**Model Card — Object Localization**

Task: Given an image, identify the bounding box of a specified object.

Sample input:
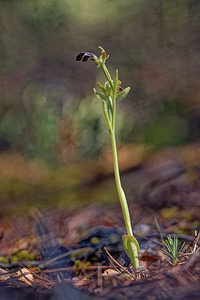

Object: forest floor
[0,145,199,299]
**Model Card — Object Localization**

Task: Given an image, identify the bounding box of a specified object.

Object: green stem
[110,130,133,236]
[101,63,133,235]
[110,126,139,269]
[100,62,139,269]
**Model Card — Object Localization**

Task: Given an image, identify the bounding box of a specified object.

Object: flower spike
[76,47,139,270]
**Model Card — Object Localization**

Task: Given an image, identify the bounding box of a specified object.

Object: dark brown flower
[75,52,96,62]
[117,86,123,92]
[75,52,85,61]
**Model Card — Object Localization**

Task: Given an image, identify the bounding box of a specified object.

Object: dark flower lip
[117,86,123,92]
[75,52,96,62]
[75,52,85,61]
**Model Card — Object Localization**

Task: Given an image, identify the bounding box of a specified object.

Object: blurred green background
[0,0,200,214]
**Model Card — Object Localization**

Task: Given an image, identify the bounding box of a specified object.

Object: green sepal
[98,46,106,63]
[98,46,105,52]
[93,88,108,101]
[118,80,122,87]
[97,63,101,68]
[104,81,112,96]
[122,235,140,269]
[98,46,109,63]
[113,69,119,94]
[93,56,99,64]
[107,96,113,120]
[116,87,130,101]
[97,82,106,94]
[102,51,106,63]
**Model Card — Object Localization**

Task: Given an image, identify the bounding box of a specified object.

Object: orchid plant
[76,47,139,270]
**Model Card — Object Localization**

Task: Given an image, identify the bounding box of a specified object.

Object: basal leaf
[122,235,140,269]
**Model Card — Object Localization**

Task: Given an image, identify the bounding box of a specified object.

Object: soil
[0,148,199,299]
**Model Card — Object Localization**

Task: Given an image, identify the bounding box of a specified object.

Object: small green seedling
[76,46,139,270]
[161,234,185,265]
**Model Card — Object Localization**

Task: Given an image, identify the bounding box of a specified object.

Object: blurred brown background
[0,0,200,215]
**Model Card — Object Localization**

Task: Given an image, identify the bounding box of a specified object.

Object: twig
[140,233,200,245]
[139,246,149,259]
[39,247,93,268]
[182,231,200,255]
[185,253,200,270]
[154,216,163,240]
[193,230,200,253]
[104,247,136,280]
[18,268,34,285]
[0,261,40,269]
[135,233,162,246]
[0,232,4,243]
[27,267,54,285]
[41,265,111,273]
[107,256,122,274]
[97,264,103,293]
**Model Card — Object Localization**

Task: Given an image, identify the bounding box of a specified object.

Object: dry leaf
[15,268,34,285]
[102,269,119,277]
[0,268,9,281]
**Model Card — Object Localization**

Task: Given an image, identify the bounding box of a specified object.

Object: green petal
[93,88,108,101]
[116,87,130,101]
